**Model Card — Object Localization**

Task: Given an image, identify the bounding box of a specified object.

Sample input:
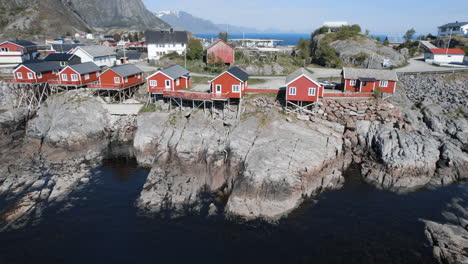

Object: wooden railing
[323,92,374,98]
[48,80,82,85]
[3,78,38,84]
[163,90,228,100]
[245,88,280,94]
[87,83,127,89]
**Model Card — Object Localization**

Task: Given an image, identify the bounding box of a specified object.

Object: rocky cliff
[0,0,169,39]
[0,0,91,39]
[69,0,169,30]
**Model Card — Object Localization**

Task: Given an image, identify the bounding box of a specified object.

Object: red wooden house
[342,68,398,94]
[9,61,62,84]
[0,40,38,64]
[90,64,144,89]
[285,68,323,102]
[207,40,235,65]
[209,66,249,99]
[50,62,101,86]
[146,64,190,94]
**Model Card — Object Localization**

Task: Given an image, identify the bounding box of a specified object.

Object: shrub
[373,87,382,100]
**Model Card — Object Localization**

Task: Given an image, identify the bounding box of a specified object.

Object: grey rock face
[423,188,468,264]
[26,90,110,159]
[357,121,440,192]
[69,0,169,29]
[134,110,349,220]
[330,38,406,68]
[0,107,28,135]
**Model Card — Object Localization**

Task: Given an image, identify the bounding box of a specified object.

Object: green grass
[248,78,267,85]
[191,76,212,85]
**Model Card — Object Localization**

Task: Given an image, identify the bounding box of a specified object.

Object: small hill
[311,25,407,68]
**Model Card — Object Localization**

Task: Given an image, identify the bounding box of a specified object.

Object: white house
[70,45,118,67]
[438,21,468,37]
[424,48,465,64]
[146,29,188,61]
[86,33,94,40]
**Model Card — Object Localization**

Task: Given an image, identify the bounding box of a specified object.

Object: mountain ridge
[155,10,262,34]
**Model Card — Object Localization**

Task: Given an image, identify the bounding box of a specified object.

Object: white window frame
[60,62,66,66]
[150,80,157,86]
[176,79,180,86]
[232,85,240,93]
[17,72,23,79]
[1,47,9,52]
[71,74,79,81]
[37,72,42,79]
[27,72,33,79]
[84,74,90,80]
[289,87,296,95]
[308,87,316,96]
[379,80,388,87]
[114,77,120,83]
[165,80,171,88]
[350,79,356,86]
[62,74,68,81]
[124,77,128,83]
[215,84,222,94]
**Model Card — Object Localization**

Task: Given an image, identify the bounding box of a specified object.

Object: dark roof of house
[43,53,76,62]
[146,30,188,44]
[19,61,62,73]
[118,51,143,60]
[359,77,376,82]
[9,40,37,47]
[285,68,316,85]
[439,21,468,28]
[109,64,142,77]
[160,65,189,79]
[68,62,100,75]
[52,44,85,53]
[226,66,249,82]
[342,68,398,81]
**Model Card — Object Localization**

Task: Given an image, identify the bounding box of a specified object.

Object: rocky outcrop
[135,107,350,220]
[423,189,468,264]
[400,73,468,113]
[330,38,406,68]
[26,90,111,160]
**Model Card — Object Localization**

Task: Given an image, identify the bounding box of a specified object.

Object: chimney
[170,28,174,33]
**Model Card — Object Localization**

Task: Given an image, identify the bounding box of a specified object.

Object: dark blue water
[194,33,311,46]
[0,158,466,264]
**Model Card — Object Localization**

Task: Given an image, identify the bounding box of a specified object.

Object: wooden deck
[88,81,145,90]
[163,90,229,101]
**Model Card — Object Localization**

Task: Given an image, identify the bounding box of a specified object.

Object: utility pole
[446,29,453,55]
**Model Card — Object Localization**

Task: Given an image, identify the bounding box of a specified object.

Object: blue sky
[143,0,467,34]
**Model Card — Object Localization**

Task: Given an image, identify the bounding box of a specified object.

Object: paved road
[396,57,467,73]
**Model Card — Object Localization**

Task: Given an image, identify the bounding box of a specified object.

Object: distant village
[0,20,466,114]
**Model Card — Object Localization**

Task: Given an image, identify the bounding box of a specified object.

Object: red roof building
[49,62,101,86]
[209,66,248,99]
[425,48,465,64]
[428,48,465,55]
[146,65,190,94]
[89,64,144,89]
[285,68,323,102]
[207,40,235,65]
[0,40,38,64]
[8,61,62,84]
